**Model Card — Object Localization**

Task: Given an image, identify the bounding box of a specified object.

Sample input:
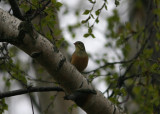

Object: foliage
[0,99,8,113]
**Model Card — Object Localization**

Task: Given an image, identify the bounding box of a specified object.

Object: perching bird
[71,41,88,72]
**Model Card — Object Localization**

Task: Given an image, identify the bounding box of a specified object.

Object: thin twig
[0,86,63,99]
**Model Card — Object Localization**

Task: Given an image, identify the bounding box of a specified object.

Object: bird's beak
[74,42,76,45]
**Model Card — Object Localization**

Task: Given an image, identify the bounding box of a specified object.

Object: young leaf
[83,10,90,15]
[83,33,90,37]
[88,27,92,34]
[91,34,95,38]
[55,2,63,10]
[115,0,120,7]
[95,17,99,23]
[95,9,100,16]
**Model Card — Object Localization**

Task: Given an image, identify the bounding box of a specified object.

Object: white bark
[0,8,123,114]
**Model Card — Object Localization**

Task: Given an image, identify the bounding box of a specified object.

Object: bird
[71,41,88,72]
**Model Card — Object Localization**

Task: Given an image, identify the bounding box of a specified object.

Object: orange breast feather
[71,53,88,72]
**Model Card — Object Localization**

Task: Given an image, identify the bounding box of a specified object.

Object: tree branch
[86,59,133,74]
[8,0,24,20]
[0,86,63,99]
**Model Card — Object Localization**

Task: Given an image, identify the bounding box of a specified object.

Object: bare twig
[0,86,63,99]
[86,59,133,74]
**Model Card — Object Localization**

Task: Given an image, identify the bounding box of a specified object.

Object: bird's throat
[75,50,87,57]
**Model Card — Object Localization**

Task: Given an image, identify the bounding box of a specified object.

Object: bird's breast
[71,53,88,72]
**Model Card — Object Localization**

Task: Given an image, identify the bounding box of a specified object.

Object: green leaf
[88,27,92,34]
[50,95,55,100]
[55,2,63,10]
[115,0,120,7]
[150,63,158,72]
[0,99,8,113]
[91,33,95,38]
[83,33,90,37]
[153,9,160,16]
[72,33,76,38]
[105,5,108,10]
[81,20,86,24]
[68,104,77,113]
[125,22,131,30]
[95,17,99,23]
[95,9,100,16]
[88,0,96,4]
[20,4,30,12]
[81,16,91,24]
[51,0,57,4]
[83,10,90,15]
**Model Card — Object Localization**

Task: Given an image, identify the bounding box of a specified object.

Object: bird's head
[74,41,86,51]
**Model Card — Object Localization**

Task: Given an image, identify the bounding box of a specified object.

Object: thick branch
[0,86,63,99]
[0,8,123,114]
[8,0,24,20]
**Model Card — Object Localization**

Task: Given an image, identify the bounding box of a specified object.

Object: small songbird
[71,41,88,72]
